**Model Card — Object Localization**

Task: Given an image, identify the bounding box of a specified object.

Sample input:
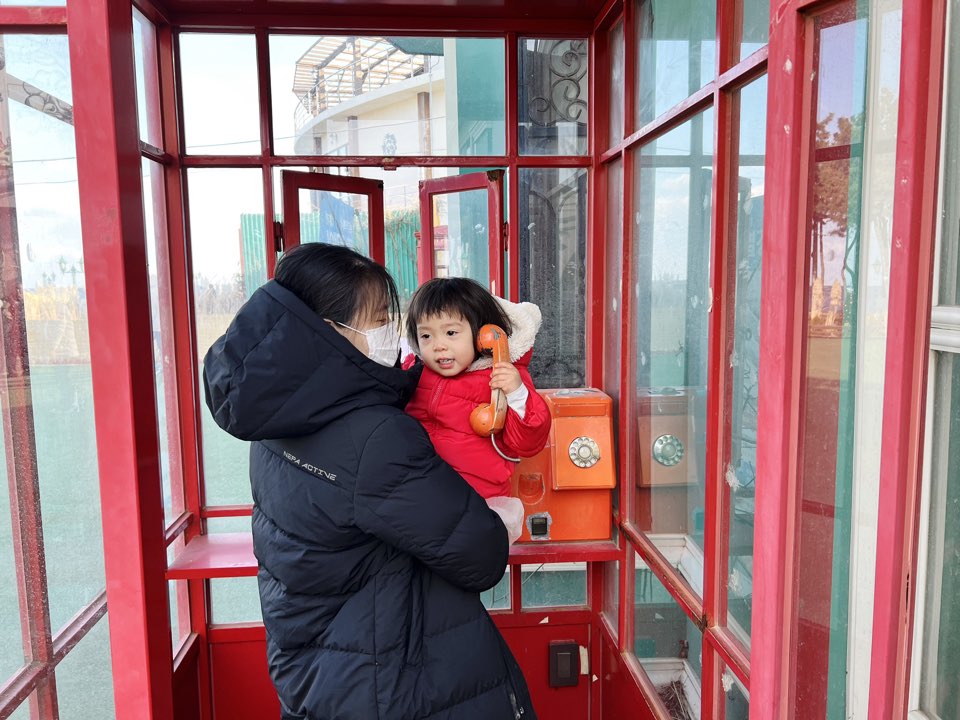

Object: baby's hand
[490,361,522,394]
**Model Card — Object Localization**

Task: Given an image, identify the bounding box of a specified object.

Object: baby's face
[415,312,475,377]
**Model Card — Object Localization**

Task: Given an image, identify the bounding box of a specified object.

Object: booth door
[280,170,385,263]
[417,169,506,296]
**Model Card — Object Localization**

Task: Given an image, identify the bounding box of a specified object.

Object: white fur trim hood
[467,297,542,372]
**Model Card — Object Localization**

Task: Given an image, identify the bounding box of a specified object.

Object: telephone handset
[469,324,520,463]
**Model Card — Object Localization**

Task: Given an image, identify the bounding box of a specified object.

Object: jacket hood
[203,281,419,441]
[467,297,542,372]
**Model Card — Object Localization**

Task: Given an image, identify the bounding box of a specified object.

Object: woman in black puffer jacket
[203,243,534,720]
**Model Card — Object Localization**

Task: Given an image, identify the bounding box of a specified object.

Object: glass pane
[481,567,511,611]
[604,159,624,403]
[602,560,620,635]
[142,159,183,526]
[133,9,162,148]
[634,554,702,718]
[794,2,901,716]
[0,429,24,680]
[274,166,425,308]
[206,516,253,534]
[2,34,107,632]
[430,187,489,283]
[632,109,714,596]
[720,659,749,719]
[297,187,370,255]
[180,34,260,155]
[188,168,264,506]
[209,577,263,624]
[518,38,589,156]
[938,0,960,305]
[519,167,587,387]
[54,617,115,719]
[609,21,625,146]
[636,0,717,127]
[520,562,587,608]
[724,75,767,647]
[270,35,504,157]
[919,352,960,718]
[739,0,770,62]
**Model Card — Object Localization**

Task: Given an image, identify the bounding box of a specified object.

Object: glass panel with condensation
[518,38,589,156]
[53,617,115,718]
[723,75,767,649]
[269,35,505,157]
[602,560,620,636]
[793,2,902,717]
[520,562,587,609]
[919,352,960,719]
[188,168,264,507]
[634,554,702,718]
[519,167,588,388]
[132,9,162,148]
[180,33,261,155]
[636,0,717,128]
[609,20,625,147]
[632,109,714,598]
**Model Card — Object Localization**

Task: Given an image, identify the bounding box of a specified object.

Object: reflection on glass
[636,0,716,127]
[739,0,770,62]
[724,76,767,648]
[269,35,505,157]
[633,110,714,595]
[604,159,624,403]
[519,38,589,156]
[2,34,107,633]
[133,9,162,147]
[920,353,960,719]
[0,434,24,681]
[142,159,183,527]
[721,659,749,719]
[609,21,625,146]
[520,563,587,608]
[180,34,260,155]
[794,2,901,716]
[519,167,587,388]
[431,188,489,283]
[209,577,263,624]
[188,168,264,506]
[634,555,702,718]
[297,187,370,255]
[602,560,620,635]
[481,568,511,611]
[53,617,115,719]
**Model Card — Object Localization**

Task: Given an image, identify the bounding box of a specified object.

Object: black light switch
[548,640,579,688]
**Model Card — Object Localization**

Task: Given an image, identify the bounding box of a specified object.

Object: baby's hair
[406,277,513,356]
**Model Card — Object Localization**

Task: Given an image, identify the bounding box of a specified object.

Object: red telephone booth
[0,1,952,719]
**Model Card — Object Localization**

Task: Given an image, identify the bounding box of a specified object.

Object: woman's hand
[490,361,522,394]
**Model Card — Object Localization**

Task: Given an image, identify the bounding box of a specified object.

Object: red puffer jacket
[406,349,552,498]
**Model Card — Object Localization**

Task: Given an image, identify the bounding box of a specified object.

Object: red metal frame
[868,1,947,717]
[417,170,506,294]
[67,1,174,718]
[280,170,386,262]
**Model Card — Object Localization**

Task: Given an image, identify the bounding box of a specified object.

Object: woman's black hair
[274,243,400,329]
[405,277,512,356]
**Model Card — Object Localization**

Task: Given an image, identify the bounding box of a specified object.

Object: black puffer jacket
[203,281,534,720]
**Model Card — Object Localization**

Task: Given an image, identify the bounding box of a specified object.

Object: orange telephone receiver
[469,324,509,436]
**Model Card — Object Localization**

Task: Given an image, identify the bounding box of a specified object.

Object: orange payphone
[510,388,616,542]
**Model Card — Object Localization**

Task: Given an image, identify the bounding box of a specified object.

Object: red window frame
[416,170,506,295]
[280,170,386,262]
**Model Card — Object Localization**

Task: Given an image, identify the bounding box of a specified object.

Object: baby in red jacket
[404,278,552,542]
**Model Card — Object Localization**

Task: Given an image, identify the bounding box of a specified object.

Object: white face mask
[334,320,400,367]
